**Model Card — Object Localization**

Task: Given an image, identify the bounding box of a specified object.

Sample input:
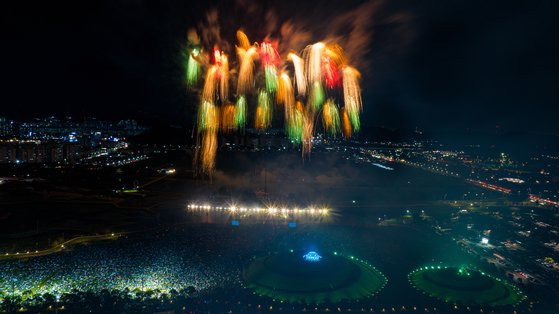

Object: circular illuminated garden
[408,265,526,307]
[242,251,387,304]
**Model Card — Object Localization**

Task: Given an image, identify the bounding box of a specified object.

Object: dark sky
[2,0,558,135]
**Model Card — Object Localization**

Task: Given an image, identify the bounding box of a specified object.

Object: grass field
[243,251,387,303]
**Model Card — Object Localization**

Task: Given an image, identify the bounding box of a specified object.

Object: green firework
[186,49,200,88]
[311,81,325,111]
[234,95,247,131]
[265,66,277,92]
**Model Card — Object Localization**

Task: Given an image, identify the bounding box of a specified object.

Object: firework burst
[186,26,364,175]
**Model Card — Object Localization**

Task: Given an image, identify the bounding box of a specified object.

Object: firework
[342,108,352,139]
[202,66,217,103]
[219,53,229,102]
[286,101,305,143]
[304,42,325,85]
[195,101,219,174]
[302,111,314,156]
[310,81,325,111]
[261,42,280,93]
[186,27,365,175]
[323,99,341,136]
[186,48,201,88]
[237,47,257,94]
[323,56,340,89]
[234,95,247,131]
[236,30,251,50]
[260,41,280,66]
[287,52,306,95]
[255,90,272,129]
[200,130,218,174]
[342,66,362,132]
[221,103,236,133]
[276,72,295,110]
[198,100,219,133]
[304,43,326,112]
[346,96,360,132]
[212,49,229,102]
[325,43,347,67]
[264,66,278,92]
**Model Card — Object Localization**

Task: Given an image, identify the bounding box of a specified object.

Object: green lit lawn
[243,252,386,304]
[409,266,525,306]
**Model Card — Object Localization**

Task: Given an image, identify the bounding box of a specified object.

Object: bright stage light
[187,203,330,220]
[303,251,322,262]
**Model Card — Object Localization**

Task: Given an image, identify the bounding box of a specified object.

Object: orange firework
[200,130,218,174]
[302,111,314,157]
[276,72,295,111]
[236,30,251,50]
[221,103,236,133]
[342,108,352,139]
[325,43,347,67]
[194,101,220,175]
[202,66,217,103]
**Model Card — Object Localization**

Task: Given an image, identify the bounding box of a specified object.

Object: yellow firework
[342,66,362,132]
[219,53,229,102]
[276,72,295,111]
[287,52,306,95]
[236,30,251,50]
[237,46,257,95]
[304,42,325,86]
[255,90,272,129]
[202,66,217,103]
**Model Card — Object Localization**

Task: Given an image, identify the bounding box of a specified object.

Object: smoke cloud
[191,0,393,70]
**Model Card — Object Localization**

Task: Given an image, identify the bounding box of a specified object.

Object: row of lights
[4,250,40,256]
[187,204,329,215]
[3,233,117,257]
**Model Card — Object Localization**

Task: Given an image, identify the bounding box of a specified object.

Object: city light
[498,177,525,184]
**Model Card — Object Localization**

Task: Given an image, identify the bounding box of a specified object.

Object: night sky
[2,0,558,135]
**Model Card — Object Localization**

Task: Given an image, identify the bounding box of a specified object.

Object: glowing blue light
[68,133,78,143]
[303,251,322,262]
